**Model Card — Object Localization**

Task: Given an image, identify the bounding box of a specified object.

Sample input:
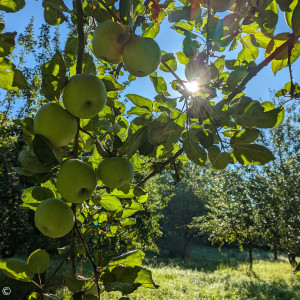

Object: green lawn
[1,246,299,299]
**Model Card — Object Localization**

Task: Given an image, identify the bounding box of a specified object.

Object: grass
[1,245,299,299]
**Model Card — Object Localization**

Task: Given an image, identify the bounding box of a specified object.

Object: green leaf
[183,36,200,58]
[183,136,207,165]
[63,275,87,293]
[27,249,50,274]
[127,107,152,117]
[18,150,52,174]
[208,146,233,170]
[14,117,34,144]
[0,0,25,12]
[196,129,214,149]
[121,201,144,218]
[126,94,153,111]
[32,135,60,167]
[257,0,278,35]
[42,0,68,26]
[70,52,96,76]
[109,250,145,269]
[227,69,248,90]
[41,51,67,101]
[64,36,77,67]
[160,52,177,72]
[0,57,29,91]
[120,218,136,226]
[243,101,285,128]
[99,195,123,214]
[28,292,41,300]
[21,187,42,211]
[276,0,294,11]
[233,144,275,165]
[292,0,300,36]
[230,128,261,146]
[32,186,55,200]
[142,22,160,39]
[149,73,169,95]
[0,31,16,57]
[103,265,159,294]
[171,21,195,36]
[0,258,34,282]
[176,51,189,65]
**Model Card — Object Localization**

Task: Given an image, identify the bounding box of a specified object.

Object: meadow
[2,245,298,300]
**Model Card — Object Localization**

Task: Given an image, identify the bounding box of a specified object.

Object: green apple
[56,159,97,203]
[97,157,134,189]
[92,21,127,64]
[122,37,161,77]
[63,73,107,119]
[34,198,74,238]
[34,103,77,148]
[185,60,210,84]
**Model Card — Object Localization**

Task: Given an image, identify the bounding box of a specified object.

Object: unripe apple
[56,159,97,203]
[185,60,210,84]
[122,37,161,77]
[97,157,134,189]
[34,198,74,238]
[63,73,107,119]
[92,21,127,64]
[34,103,77,148]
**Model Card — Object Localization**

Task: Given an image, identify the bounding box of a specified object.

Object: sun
[185,80,200,93]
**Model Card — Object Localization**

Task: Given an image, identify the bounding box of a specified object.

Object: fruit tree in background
[0,0,300,299]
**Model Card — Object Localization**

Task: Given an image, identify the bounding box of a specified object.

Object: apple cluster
[92,21,162,77]
[32,23,146,237]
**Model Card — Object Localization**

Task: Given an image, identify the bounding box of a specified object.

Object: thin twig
[161,60,186,89]
[98,0,121,22]
[74,223,102,299]
[287,43,295,97]
[43,249,71,289]
[137,148,184,186]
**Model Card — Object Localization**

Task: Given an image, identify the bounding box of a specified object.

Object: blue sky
[3,0,300,112]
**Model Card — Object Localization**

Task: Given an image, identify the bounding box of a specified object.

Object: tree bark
[288,253,297,267]
[248,244,253,271]
[273,245,278,261]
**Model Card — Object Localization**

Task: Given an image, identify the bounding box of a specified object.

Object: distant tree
[192,168,263,270]
[249,102,300,265]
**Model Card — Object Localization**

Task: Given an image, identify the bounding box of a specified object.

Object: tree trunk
[181,232,193,260]
[248,244,253,271]
[273,245,278,261]
[288,253,297,267]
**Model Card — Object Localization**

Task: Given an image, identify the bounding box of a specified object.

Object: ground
[1,245,299,299]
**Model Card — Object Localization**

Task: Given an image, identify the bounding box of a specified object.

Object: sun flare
[185,81,200,93]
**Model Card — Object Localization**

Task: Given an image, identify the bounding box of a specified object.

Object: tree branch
[137,148,184,186]
[161,60,186,89]
[76,0,85,75]
[43,248,71,290]
[219,35,297,107]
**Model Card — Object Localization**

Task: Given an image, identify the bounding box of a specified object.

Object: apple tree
[0,0,300,298]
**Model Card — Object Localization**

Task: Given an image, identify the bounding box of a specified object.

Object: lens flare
[185,81,200,93]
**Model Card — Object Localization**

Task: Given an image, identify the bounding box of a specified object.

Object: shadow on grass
[230,278,300,300]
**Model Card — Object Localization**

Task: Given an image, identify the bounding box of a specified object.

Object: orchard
[0,0,299,299]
